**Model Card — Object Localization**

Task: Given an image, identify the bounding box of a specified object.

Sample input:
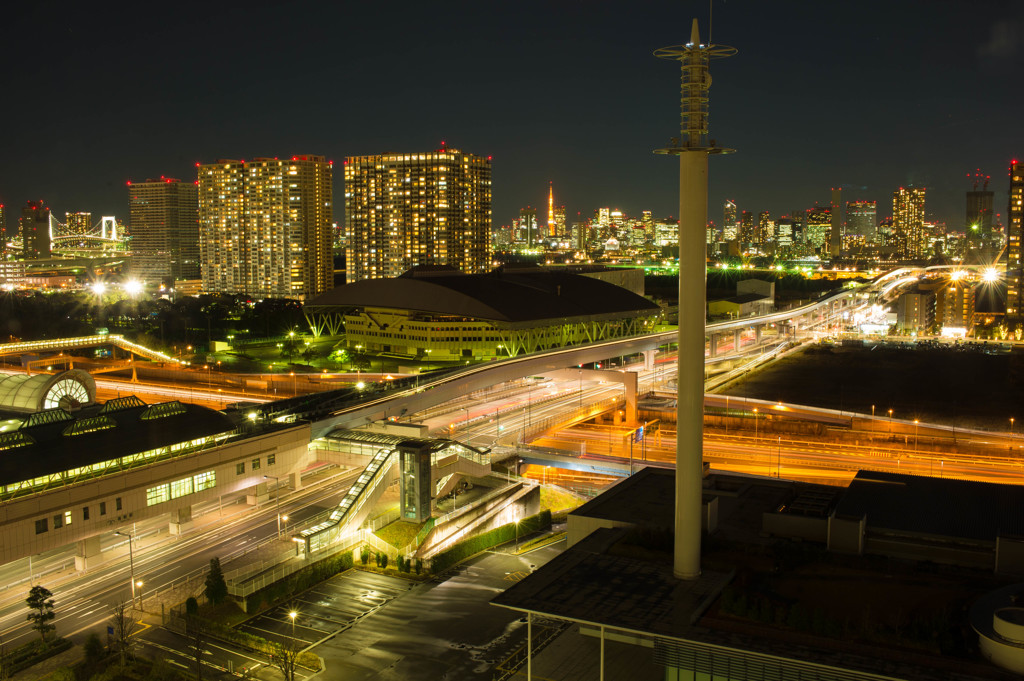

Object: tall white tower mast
[655,19,736,580]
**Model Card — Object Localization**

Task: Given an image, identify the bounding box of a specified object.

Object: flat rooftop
[494,467,1019,680]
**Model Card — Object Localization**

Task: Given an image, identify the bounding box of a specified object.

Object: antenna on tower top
[708,0,713,44]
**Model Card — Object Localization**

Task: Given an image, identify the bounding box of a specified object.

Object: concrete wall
[0,425,311,564]
[997,536,1024,576]
[763,512,828,543]
[827,514,865,555]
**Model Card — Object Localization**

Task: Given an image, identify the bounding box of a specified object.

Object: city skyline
[2,1,1023,233]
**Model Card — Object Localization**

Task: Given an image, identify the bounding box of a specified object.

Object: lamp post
[888,409,894,435]
[264,475,281,537]
[114,530,138,608]
[289,610,297,637]
[1011,417,1015,436]
[578,368,583,410]
[871,404,875,419]
[753,408,759,442]
[514,519,520,554]
[135,580,144,611]
[777,436,782,478]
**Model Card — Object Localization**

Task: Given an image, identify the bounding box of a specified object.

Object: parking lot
[238,570,413,649]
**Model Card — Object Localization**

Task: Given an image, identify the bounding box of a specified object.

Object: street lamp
[264,475,282,537]
[1011,417,1015,436]
[753,408,759,442]
[888,409,894,435]
[135,580,144,611]
[114,530,138,608]
[289,610,297,637]
[282,515,289,535]
[514,518,521,553]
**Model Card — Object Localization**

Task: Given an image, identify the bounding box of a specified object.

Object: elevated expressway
[272,282,867,439]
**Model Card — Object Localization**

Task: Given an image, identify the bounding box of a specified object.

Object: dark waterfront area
[725,342,1024,433]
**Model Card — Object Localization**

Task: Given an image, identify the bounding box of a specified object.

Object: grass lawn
[541,485,584,513]
[375,520,427,549]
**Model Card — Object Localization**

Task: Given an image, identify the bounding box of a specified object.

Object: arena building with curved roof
[304,265,663,359]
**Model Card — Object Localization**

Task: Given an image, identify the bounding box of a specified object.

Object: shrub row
[431,510,551,574]
[183,616,320,670]
[6,638,73,675]
[244,550,353,614]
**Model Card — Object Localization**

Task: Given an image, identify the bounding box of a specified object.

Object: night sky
[3,1,1023,232]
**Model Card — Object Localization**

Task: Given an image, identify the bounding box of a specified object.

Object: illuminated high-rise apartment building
[129,178,199,284]
[892,186,927,258]
[199,155,333,299]
[1006,160,1023,316]
[847,200,877,242]
[344,148,491,282]
[518,207,537,245]
[64,212,92,237]
[20,200,51,259]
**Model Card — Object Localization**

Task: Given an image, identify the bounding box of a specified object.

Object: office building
[344,148,491,282]
[966,190,994,247]
[129,178,200,284]
[64,212,92,237]
[847,200,877,242]
[1007,160,1023,316]
[757,211,772,244]
[518,207,537,246]
[829,187,843,256]
[804,206,831,250]
[199,155,333,299]
[0,204,7,253]
[775,217,794,247]
[20,200,51,259]
[723,200,736,235]
[892,186,927,258]
[553,206,566,237]
[739,210,755,244]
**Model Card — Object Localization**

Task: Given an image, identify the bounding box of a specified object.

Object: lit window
[147,484,170,506]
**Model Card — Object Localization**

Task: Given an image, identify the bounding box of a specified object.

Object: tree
[269,639,300,681]
[109,600,137,670]
[25,585,56,644]
[83,633,104,666]
[204,558,227,605]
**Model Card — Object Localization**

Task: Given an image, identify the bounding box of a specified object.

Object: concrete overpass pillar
[755,326,763,344]
[169,506,193,536]
[74,536,102,571]
[733,329,742,351]
[642,350,656,371]
[709,334,719,357]
[288,471,303,491]
[624,371,638,426]
[247,482,270,506]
